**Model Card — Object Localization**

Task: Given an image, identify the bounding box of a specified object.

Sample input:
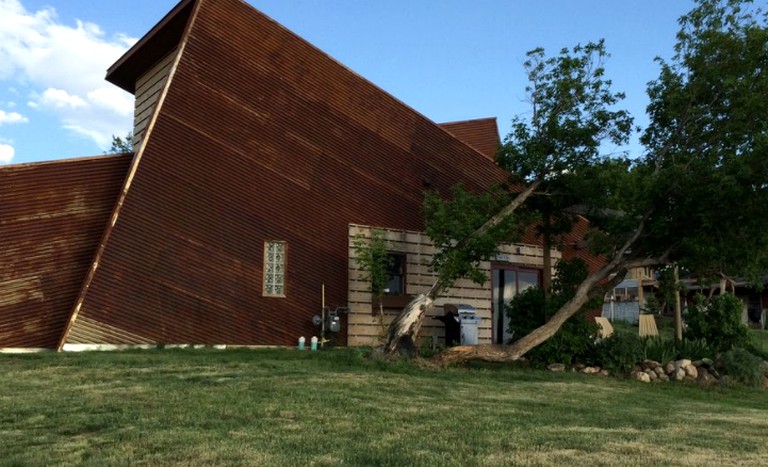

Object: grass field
[2,348,767,466]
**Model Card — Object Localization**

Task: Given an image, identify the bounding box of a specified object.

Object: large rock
[673,368,686,381]
[653,367,665,377]
[664,362,676,374]
[582,366,600,375]
[548,363,566,372]
[643,359,661,370]
[676,359,692,369]
[645,369,658,381]
[633,371,651,383]
[684,365,698,379]
[698,372,717,387]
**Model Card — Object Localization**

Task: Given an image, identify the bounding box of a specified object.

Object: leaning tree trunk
[432,263,616,365]
[431,215,669,366]
[383,180,542,357]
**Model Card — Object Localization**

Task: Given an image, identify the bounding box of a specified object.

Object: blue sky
[0,0,716,165]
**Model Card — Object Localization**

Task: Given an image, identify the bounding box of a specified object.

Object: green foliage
[746,330,768,361]
[424,184,528,290]
[674,338,717,361]
[643,336,716,363]
[497,40,633,183]
[590,332,646,375]
[507,258,600,365]
[351,229,394,300]
[642,337,677,365]
[685,293,751,352]
[107,132,133,154]
[639,0,768,281]
[655,266,681,314]
[719,347,765,387]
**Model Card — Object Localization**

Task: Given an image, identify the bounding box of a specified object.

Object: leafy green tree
[685,293,751,352]
[396,0,768,364]
[106,132,134,154]
[386,40,633,357]
[352,229,394,318]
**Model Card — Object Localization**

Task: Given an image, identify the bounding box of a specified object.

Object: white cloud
[87,87,134,116]
[0,0,138,149]
[0,143,14,164]
[0,108,27,124]
[39,88,87,109]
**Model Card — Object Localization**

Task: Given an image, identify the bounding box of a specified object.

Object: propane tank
[298,336,306,350]
[310,336,318,351]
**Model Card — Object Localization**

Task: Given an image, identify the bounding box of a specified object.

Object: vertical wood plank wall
[347,224,559,347]
[133,49,177,147]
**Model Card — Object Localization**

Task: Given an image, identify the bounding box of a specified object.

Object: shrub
[507,258,599,365]
[590,332,645,375]
[719,348,765,387]
[674,338,716,361]
[643,336,676,365]
[685,293,750,353]
[640,336,716,365]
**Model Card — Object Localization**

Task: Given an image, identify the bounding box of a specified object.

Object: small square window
[263,241,286,297]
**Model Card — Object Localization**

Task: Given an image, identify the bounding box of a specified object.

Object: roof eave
[105,0,196,94]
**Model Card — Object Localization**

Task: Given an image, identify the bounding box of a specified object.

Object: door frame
[490,263,542,344]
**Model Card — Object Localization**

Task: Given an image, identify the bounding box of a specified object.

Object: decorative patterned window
[263,241,286,297]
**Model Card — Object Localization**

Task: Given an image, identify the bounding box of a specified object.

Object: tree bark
[383,180,543,357]
[434,258,621,365]
[384,294,434,357]
[674,264,683,342]
[432,222,671,366]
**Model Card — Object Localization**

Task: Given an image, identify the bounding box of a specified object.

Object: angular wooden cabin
[1,0,593,350]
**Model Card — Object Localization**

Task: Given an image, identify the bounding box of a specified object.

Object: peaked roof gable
[438,117,501,161]
[106,0,195,93]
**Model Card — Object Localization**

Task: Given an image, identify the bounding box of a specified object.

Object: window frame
[263,240,287,298]
[372,252,411,313]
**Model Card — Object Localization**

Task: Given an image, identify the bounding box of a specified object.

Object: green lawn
[2,348,767,466]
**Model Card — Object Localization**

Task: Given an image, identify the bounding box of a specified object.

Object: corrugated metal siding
[66,0,508,347]
[0,155,131,348]
[133,49,177,147]
[438,118,501,161]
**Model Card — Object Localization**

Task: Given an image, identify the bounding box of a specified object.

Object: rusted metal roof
[438,117,501,161]
[0,154,131,348]
[62,0,508,348]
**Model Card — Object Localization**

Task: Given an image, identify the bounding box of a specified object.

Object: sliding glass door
[491,266,540,344]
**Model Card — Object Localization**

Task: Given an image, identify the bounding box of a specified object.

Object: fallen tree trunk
[433,267,609,365]
[383,180,542,357]
[432,219,671,366]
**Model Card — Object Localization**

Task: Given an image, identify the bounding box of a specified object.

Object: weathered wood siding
[348,224,558,347]
[133,49,177,147]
